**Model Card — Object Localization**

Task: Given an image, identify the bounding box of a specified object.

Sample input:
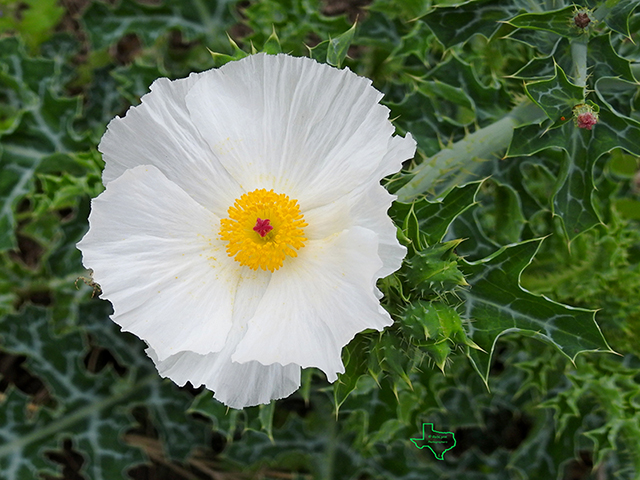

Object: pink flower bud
[572,103,599,130]
[577,112,598,130]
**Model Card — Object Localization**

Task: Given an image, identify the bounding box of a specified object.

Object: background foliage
[1,0,639,479]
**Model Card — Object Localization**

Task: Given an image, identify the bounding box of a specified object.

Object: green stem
[395,101,544,202]
[570,36,589,90]
[320,414,338,480]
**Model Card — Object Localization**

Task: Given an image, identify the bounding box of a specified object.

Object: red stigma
[253,218,273,237]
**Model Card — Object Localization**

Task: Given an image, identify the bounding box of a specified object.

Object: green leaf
[307,40,330,64]
[525,356,640,476]
[508,37,570,81]
[401,300,478,371]
[262,26,282,55]
[427,54,511,122]
[525,63,584,126]
[327,22,357,68]
[334,334,371,412]
[482,181,527,245]
[599,0,639,39]
[206,34,251,67]
[460,239,613,382]
[83,304,207,461]
[509,409,584,479]
[390,182,481,248]
[578,358,640,470]
[0,38,90,252]
[615,199,640,220]
[82,0,235,50]
[595,77,640,120]
[374,334,414,391]
[111,62,168,105]
[396,102,545,201]
[387,90,445,159]
[508,6,581,39]
[421,0,521,49]
[238,0,350,58]
[0,91,86,251]
[368,0,432,21]
[188,392,241,441]
[0,305,206,478]
[403,241,468,297]
[508,109,640,240]
[0,0,65,51]
[505,17,564,54]
[0,308,145,480]
[588,34,636,83]
[258,402,276,441]
[445,204,500,261]
[416,79,475,126]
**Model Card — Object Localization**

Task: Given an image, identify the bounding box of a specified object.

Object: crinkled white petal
[305,183,406,279]
[184,53,395,210]
[99,73,241,218]
[231,226,392,382]
[297,134,414,306]
[375,132,416,180]
[147,268,301,409]
[148,350,301,409]
[303,134,414,279]
[77,165,239,361]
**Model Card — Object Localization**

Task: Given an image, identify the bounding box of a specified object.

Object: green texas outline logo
[410,423,457,460]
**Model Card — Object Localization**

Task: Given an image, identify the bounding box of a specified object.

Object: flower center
[253,218,273,237]
[219,189,307,272]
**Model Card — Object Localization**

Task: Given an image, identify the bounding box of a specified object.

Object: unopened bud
[573,104,599,130]
[576,112,598,130]
[574,12,591,29]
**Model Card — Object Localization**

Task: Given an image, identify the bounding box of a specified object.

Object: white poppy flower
[77,53,416,409]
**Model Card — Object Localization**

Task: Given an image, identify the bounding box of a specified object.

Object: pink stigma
[253,218,273,237]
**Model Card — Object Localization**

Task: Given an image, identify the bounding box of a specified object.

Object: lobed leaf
[82,0,235,50]
[0,0,65,51]
[327,22,357,68]
[0,304,206,477]
[427,54,511,122]
[0,38,90,252]
[508,6,582,39]
[421,0,522,49]
[390,181,481,249]
[509,108,640,240]
[599,0,639,39]
[524,63,584,127]
[403,240,468,297]
[460,239,613,382]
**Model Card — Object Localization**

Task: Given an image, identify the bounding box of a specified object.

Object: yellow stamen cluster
[219,189,307,272]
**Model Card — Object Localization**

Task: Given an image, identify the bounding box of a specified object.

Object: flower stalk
[570,36,589,90]
[396,101,544,202]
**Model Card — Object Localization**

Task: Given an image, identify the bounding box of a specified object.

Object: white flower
[77,53,416,409]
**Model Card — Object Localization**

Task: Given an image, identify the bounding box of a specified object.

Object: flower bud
[574,12,591,29]
[573,103,599,130]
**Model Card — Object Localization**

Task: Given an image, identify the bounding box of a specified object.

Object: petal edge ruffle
[78,165,239,361]
[232,227,392,382]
